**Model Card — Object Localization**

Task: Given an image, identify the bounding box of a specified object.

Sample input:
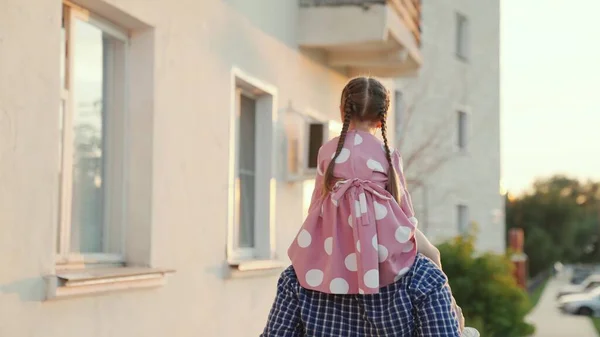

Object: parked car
[571,268,594,285]
[558,288,600,316]
[557,274,600,299]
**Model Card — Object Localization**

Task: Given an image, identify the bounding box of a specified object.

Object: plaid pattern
[261,254,460,337]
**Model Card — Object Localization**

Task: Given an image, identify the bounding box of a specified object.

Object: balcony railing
[298,0,422,77]
[299,0,421,46]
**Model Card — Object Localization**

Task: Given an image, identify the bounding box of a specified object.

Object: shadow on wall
[0,277,47,302]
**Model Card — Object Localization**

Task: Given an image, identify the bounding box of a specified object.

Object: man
[261,254,465,337]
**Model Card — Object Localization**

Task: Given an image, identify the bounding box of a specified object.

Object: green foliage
[439,234,535,337]
[527,278,548,313]
[591,317,600,335]
[506,176,600,277]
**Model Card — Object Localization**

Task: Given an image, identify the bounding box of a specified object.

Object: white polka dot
[344,253,358,271]
[356,240,361,252]
[394,267,411,282]
[367,159,385,173]
[324,237,333,255]
[297,229,312,248]
[306,269,324,287]
[402,240,415,253]
[348,215,353,228]
[395,226,412,243]
[354,133,363,145]
[408,217,418,226]
[354,200,362,218]
[374,201,388,220]
[378,245,389,263]
[359,193,367,214]
[332,198,338,207]
[359,288,365,295]
[372,235,379,250]
[364,269,380,289]
[330,278,350,294]
[334,148,351,164]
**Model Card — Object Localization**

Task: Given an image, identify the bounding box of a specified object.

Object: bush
[438,233,536,337]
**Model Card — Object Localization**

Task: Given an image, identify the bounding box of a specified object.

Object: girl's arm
[415,228,442,269]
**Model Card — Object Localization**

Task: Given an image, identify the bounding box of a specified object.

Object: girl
[287,76,478,336]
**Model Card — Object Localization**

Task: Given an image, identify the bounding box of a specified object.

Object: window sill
[45,267,175,301]
[225,259,287,279]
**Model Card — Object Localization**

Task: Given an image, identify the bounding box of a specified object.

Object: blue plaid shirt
[261,254,460,337]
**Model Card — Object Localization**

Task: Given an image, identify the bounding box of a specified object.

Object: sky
[501,0,600,194]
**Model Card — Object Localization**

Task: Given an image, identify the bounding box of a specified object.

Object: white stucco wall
[0,1,401,336]
[395,0,503,253]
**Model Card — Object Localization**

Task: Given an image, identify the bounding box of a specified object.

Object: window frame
[457,204,469,236]
[454,105,471,153]
[457,110,468,151]
[56,2,129,268]
[227,67,278,264]
[455,12,469,61]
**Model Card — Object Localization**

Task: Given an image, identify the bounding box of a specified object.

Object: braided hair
[322,77,401,204]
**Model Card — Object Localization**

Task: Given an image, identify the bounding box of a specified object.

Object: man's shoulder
[278,266,301,290]
[281,265,298,280]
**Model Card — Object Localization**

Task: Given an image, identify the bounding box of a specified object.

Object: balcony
[298,0,422,78]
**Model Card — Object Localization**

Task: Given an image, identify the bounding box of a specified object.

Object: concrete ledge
[45,267,175,300]
[224,260,287,279]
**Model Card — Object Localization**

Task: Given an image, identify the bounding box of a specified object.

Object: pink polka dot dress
[288,130,419,295]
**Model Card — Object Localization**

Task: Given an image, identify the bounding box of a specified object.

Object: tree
[505,175,600,277]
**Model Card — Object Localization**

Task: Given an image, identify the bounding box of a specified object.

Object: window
[228,69,277,263]
[307,123,325,170]
[57,3,128,266]
[457,204,469,235]
[455,13,469,60]
[457,110,468,150]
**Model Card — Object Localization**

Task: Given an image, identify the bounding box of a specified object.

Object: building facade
[0,0,421,336]
[395,0,503,252]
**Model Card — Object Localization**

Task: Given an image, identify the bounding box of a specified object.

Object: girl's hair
[322,76,401,203]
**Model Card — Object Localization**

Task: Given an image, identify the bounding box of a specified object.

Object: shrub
[438,233,536,337]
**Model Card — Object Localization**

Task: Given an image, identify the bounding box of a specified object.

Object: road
[527,270,597,337]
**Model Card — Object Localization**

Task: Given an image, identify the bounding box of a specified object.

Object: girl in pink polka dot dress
[287,77,478,337]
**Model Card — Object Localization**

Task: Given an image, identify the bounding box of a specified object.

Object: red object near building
[509,228,527,289]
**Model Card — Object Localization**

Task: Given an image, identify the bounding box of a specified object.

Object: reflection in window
[237,95,257,248]
[70,19,109,253]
